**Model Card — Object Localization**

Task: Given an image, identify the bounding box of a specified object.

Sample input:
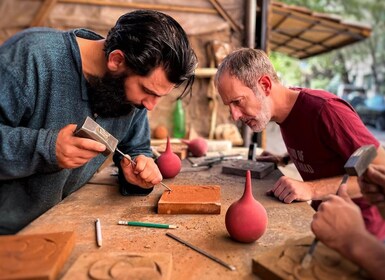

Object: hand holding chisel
[301,145,377,269]
[116,148,172,192]
[75,117,171,191]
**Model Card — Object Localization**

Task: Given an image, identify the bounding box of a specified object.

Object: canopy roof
[0,1,372,60]
[270,1,372,59]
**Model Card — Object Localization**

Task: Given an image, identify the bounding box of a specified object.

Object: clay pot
[225,170,268,243]
[182,137,208,157]
[156,137,181,179]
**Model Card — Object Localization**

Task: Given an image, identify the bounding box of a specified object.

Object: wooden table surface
[19,160,315,280]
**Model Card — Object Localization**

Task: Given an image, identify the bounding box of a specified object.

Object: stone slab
[0,231,75,280]
[62,252,172,280]
[222,159,275,179]
[252,236,368,280]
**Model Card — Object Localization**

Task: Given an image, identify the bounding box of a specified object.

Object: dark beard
[86,73,138,118]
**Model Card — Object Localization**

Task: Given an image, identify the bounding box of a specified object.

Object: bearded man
[0,10,197,234]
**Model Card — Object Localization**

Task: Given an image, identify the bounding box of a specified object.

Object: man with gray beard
[214,48,385,240]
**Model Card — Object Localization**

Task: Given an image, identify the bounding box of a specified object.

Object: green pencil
[118,221,178,229]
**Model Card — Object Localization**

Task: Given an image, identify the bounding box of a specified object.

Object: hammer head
[344,145,377,177]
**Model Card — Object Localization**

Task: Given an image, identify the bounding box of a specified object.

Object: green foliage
[270,52,302,86]
[274,0,385,94]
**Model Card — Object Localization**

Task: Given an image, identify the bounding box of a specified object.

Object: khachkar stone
[0,231,75,280]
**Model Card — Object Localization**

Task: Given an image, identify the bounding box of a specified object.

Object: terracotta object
[153,125,169,139]
[252,236,362,280]
[158,185,221,214]
[0,231,75,280]
[62,252,172,280]
[156,137,181,179]
[225,170,268,243]
[182,137,208,157]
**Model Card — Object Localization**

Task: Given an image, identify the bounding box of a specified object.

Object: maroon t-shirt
[280,88,385,239]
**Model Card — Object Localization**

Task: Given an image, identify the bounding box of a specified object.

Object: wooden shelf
[195,67,217,78]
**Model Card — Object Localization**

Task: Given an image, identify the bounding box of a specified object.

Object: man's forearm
[309,176,362,200]
[0,125,60,179]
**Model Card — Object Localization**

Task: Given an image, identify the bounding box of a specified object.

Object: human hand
[266,176,313,203]
[120,155,162,189]
[256,151,289,166]
[311,184,367,253]
[359,164,385,208]
[56,124,106,168]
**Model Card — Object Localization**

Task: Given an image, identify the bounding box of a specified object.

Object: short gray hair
[214,48,279,90]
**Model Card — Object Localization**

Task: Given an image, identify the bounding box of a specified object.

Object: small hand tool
[301,144,377,269]
[302,173,350,268]
[115,148,172,192]
[166,233,236,271]
[189,154,243,168]
[248,143,257,161]
[75,117,172,192]
[95,218,102,247]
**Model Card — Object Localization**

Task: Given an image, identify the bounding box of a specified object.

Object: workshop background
[1,0,383,149]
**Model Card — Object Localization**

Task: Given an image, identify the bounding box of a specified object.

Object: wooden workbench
[19,160,315,280]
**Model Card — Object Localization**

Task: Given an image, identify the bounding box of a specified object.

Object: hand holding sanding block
[75,117,172,191]
[74,117,136,164]
[74,116,118,156]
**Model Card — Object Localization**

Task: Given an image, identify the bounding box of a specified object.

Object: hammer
[345,144,385,219]
[301,144,378,269]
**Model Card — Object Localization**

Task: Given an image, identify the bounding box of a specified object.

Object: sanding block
[74,116,118,156]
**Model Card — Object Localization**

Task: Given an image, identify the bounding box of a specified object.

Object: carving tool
[301,145,377,269]
[189,154,243,167]
[114,148,172,192]
[248,143,257,161]
[118,221,178,229]
[95,218,102,247]
[166,233,236,271]
[75,117,172,192]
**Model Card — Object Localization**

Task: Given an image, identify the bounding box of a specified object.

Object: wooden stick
[208,0,242,33]
[27,0,217,14]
